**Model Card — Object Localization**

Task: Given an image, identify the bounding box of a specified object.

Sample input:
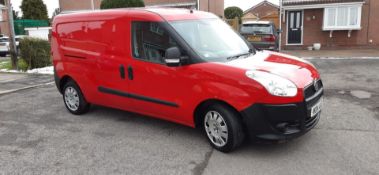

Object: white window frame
[0,9,3,22]
[323,5,362,31]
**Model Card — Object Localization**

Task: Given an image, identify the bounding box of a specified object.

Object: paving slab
[282,49,379,59]
[0,73,54,94]
[0,59,378,174]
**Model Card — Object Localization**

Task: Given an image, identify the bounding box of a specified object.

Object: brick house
[0,1,10,36]
[281,0,379,50]
[59,0,102,12]
[243,0,279,27]
[59,0,224,17]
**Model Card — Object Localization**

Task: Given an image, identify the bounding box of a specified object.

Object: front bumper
[249,42,278,51]
[241,83,324,141]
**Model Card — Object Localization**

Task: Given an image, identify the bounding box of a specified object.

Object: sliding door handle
[128,65,133,80]
[119,65,125,79]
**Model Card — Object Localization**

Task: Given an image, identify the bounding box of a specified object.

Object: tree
[100,0,145,9]
[20,0,48,20]
[224,6,243,20]
[51,8,61,20]
[12,10,20,20]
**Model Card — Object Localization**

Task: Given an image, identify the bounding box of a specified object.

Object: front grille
[304,80,323,99]
[302,79,324,130]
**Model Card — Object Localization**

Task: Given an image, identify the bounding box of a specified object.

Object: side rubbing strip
[64,55,86,59]
[98,86,179,108]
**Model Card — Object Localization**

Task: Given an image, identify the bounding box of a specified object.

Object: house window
[323,6,361,30]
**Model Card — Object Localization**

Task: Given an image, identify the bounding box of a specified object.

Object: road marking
[0,82,55,95]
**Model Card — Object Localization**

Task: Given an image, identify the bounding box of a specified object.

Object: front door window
[132,21,178,64]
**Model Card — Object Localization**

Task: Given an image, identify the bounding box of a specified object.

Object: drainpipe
[279,0,283,52]
[197,0,200,10]
[208,0,210,12]
[91,0,95,10]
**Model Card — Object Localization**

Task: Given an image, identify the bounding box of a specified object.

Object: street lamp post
[5,0,17,69]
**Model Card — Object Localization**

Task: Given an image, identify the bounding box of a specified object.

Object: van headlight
[245,70,298,97]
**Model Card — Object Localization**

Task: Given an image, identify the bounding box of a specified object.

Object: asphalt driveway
[0,59,378,175]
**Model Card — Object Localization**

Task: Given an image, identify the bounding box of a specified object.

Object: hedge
[100,0,145,9]
[19,37,51,69]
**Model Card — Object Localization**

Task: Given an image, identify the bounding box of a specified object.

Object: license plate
[311,99,323,117]
[248,36,261,42]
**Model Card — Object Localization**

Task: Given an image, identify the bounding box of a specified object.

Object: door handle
[128,65,133,80]
[119,65,125,79]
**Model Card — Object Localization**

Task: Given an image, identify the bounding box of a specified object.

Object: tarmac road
[0,59,378,175]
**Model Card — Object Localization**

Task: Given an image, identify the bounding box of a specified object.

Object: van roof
[54,8,217,24]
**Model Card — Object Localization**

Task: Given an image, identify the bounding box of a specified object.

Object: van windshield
[169,19,252,62]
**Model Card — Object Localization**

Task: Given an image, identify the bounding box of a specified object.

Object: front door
[126,20,191,121]
[287,10,303,44]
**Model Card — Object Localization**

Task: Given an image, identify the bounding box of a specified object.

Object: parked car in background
[0,37,9,57]
[0,35,27,57]
[240,21,279,51]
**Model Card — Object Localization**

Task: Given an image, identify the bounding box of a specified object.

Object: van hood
[222,50,319,88]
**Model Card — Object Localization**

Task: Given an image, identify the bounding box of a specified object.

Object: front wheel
[202,104,245,153]
[62,80,90,115]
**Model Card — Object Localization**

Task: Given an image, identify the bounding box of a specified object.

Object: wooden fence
[224,17,240,31]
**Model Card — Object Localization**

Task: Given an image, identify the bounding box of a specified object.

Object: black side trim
[64,54,86,59]
[98,86,179,108]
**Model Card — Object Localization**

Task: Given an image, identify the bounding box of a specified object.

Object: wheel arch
[58,75,75,93]
[193,99,243,129]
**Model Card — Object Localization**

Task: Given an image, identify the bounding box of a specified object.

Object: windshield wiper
[226,49,254,61]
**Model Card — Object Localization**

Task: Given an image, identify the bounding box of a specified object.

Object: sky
[10,0,279,18]
[11,0,59,18]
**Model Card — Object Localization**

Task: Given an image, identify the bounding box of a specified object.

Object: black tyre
[202,103,245,152]
[62,80,90,115]
[0,53,6,57]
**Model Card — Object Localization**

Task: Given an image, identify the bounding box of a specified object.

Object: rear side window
[240,24,273,34]
[132,21,178,64]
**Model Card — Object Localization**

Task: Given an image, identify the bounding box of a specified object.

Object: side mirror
[165,47,181,67]
[277,29,283,34]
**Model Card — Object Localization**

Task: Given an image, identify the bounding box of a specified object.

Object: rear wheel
[202,103,245,152]
[62,80,90,115]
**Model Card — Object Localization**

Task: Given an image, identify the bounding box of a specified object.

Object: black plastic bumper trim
[98,86,179,108]
[240,87,323,141]
[53,67,62,94]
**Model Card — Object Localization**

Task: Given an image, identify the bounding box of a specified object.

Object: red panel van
[51,8,323,152]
